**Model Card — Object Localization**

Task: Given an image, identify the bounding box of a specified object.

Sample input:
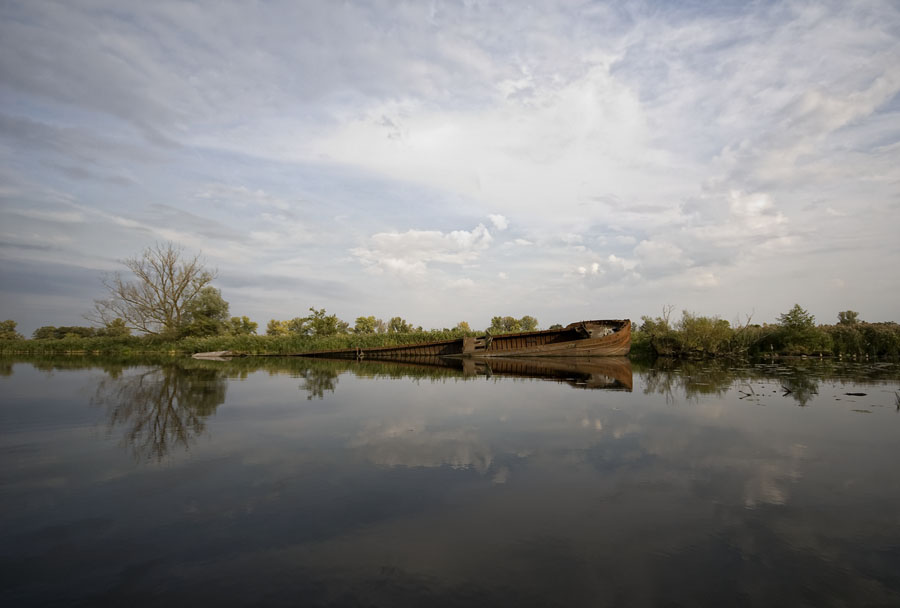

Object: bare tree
[90,242,216,336]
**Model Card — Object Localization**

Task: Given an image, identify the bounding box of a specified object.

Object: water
[1,355,899,607]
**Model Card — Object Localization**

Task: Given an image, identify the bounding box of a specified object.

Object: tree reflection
[298,366,340,400]
[93,364,227,461]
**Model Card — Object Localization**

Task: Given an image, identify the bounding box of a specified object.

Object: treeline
[0,312,546,356]
[263,311,540,337]
[635,305,900,359]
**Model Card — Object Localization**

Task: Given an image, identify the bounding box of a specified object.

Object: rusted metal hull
[293,319,631,359]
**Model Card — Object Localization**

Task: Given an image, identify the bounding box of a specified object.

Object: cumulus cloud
[352,223,493,275]
[488,214,509,230]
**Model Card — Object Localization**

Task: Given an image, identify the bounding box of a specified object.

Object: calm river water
[1,355,899,607]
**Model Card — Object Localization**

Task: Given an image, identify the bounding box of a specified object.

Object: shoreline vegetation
[1,306,898,360]
[4,246,896,361]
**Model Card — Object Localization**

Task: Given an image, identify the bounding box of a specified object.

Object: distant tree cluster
[636,304,900,358]
[33,319,131,340]
[487,315,539,334]
[266,311,432,337]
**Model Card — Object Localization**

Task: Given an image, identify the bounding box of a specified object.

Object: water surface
[1,356,899,607]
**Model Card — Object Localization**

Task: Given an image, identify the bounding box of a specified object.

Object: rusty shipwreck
[294,319,631,359]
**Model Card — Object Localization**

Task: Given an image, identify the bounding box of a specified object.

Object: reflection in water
[1,355,900,606]
[297,365,340,400]
[637,358,900,406]
[286,355,634,397]
[92,364,227,461]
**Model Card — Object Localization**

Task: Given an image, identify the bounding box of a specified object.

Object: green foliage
[773,304,830,354]
[354,315,378,334]
[488,315,539,334]
[519,315,539,331]
[267,308,349,337]
[305,307,349,336]
[637,309,769,358]
[266,319,289,336]
[837,310,860,326]
[388,316,413,333]
[0,320,24,341]
[677,312,733,356]
[455,321,471,332]
[31,325,111,339]
[779,304,815,330]
[180,286,230,337]
[822,322,900,358]
[101,318,131,337]
[226,316,257,335]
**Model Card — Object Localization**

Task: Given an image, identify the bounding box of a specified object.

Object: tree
[388,317,413,333]
[837,310,860,326]
[0,320,24,340]
[91,242,216,336]
[354,316,378,334]
[455,321,471,332]
[778,304,815,331]
[306,307,349,336]
[181,286,230,337]
[266,319,289,336]
[519,315,539,331]
[226,316,257,335]
[98,318,131,337]
[32,326,59,340]
[488,315,538,334]
[777,304,828,353]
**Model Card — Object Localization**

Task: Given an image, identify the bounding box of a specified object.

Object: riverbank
[0,329,479,356]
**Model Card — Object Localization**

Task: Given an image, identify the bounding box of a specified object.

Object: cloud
[195,184,293,211]
[488,214,509,230]
[352,223,492,275]
[1,0,899,332]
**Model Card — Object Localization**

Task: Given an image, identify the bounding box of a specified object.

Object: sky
[1,0,899,336]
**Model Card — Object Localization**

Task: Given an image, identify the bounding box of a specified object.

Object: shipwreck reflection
[93,363,227,461]
[288,355,634,396]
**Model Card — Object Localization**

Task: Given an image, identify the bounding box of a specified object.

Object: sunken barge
[294,319,631,359]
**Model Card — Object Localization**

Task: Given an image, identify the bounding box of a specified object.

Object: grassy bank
[0,329,477,356]
[4,318,899,360]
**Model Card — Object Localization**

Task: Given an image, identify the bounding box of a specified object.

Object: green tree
[0,320,24,340]
[98,318,131,337]
[776,304,829,353]
[837,310,860,326]
[91,242,216,337]
[455,321,471,332]
[306,307,349,336]
[519,315,539,331]
[266,319,290,336]
[354,316,378,334]
[181,286,230,337]
[388,317,413,333]
[286,317,309,334]
[488,315,538,334]
[32,326,58,340]
[779,304,815,330]
[226,316,257,335]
